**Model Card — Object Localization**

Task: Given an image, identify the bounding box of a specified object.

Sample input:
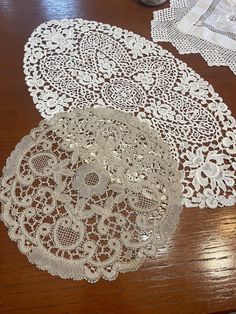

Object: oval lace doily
[0,108,182,282]
[23,18,236,208]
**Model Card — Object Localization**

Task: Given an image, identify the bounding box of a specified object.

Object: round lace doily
[0,108,182,282]
[23,18,236,208]
[151,0,236,75]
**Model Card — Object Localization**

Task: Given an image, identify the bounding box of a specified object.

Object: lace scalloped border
[151,0,236,74]
[0,107,183,282]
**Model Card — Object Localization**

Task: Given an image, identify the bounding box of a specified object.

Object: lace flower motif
[73,164,110,198]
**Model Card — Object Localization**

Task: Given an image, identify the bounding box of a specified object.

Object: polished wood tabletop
[0,1,236,313]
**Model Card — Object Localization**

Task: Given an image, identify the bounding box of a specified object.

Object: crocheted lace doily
[23,19,236,208]
[0,108,182,282]
[151,0,236,74]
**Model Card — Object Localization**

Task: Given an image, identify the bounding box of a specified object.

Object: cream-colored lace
[0,108,182,282]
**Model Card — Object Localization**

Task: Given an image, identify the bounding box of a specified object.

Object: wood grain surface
[0,1,235,313]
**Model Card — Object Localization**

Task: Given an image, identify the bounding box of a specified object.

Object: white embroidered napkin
[176,0,236,51]
[151,0,236,74]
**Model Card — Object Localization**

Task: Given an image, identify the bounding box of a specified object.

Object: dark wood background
[0,1,235,313]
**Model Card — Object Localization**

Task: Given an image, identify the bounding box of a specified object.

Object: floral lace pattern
[23,19,236,208]
[151,0,236,74]
[0,108,182,282]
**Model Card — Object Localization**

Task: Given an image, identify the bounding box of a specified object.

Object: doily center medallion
[23,19,236,209]
[0,108,182,282]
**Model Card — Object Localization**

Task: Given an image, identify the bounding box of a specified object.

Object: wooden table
[0,1,235,313]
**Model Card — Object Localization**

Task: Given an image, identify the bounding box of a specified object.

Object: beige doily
[0,108,182,282]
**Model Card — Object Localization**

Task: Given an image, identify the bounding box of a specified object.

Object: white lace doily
[0,108,182,282]
[151,0,236,74]
[23,18,236,208]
